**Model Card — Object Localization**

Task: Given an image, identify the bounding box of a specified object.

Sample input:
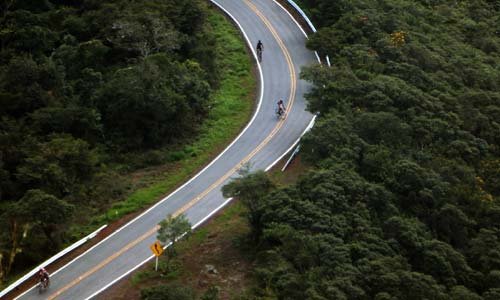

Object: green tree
[97,56,209,150]
[222,170,274,240]
[468,229,500,274]
[354,112,410,147]
[2,55,52,116]
[359,144,394,183]
[434,204,474,249]
[245,0,500,297]
[301,111,363,166]
[484,288,500,300]
[157,213,191,257]
[0,189,73,282]
[0,0,222,283]
[29,105,102,142]
[111,15,179,58]
[16,134,98,198]
[449,285,482,300]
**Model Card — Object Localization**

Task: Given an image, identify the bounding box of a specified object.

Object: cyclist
[256,40,264,61]
[277,99,285,117]
[256,40,264,52]
[38,267,50,288]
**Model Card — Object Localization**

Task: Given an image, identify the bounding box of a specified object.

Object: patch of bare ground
[1,151,306,300]
[96,152,309,300]
[269,150,311,186]
[3,145,308,300]
[96,200,253,300]
[4,133,255,299]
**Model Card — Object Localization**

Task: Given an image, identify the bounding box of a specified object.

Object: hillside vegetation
[227,0,500,299]
[0,0,254,284]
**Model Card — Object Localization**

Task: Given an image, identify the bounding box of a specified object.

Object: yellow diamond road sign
[150,240,164,257]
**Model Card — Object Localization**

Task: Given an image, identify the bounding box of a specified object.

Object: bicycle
[38,277,50,294]
[276,107,285,120]
[256,40,263,62]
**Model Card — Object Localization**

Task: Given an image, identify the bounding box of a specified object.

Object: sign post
[149,240,164,271]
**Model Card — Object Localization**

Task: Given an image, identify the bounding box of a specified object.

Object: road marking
[173,0,297,218]
[47,1,297,298]
[47,226,158,300]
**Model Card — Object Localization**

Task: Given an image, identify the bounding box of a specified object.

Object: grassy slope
[96,7,313,299]
[96,201,253,299]
[97,157,311,299]
[90,9,255,226]
[0,6,255,290]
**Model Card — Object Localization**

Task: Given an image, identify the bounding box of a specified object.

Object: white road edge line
[83,196,234,300]
[272,1,308,37]
[84,111,317,300]
[13,1,264,299]
[13,0,324,298]
[284,0,318,32]
[273,0,330,66]
[271,0,321,63]
[58,0,264,280]
[84,113,318,300]
[85,0,324,296]
[0,225,107,299]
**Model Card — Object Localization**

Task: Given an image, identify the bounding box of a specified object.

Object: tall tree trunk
[5,220,28,279]
[6,219,19,277]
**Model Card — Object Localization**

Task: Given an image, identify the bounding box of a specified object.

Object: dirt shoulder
[96,152,309,300]
[96,200,254,300]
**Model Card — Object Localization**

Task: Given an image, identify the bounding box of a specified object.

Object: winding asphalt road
[13,0,317,299]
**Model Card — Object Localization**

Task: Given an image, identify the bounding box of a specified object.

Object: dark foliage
[0,0,217,282]
[229,0,500,299]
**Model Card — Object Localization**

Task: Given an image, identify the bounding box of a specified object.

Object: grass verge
[96,155,311,300]
[96,200,253,300]
[0,6,255,292]
[91,8,255,226]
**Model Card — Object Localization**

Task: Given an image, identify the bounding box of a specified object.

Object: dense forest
[0,0,219,283]
[226,0,500,299]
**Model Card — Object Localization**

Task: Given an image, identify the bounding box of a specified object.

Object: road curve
[13,1,317,299]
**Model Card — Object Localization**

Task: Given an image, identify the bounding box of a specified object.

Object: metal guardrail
[277,1,328,171]
[281,115,316,171]
[0,225,107,298]
[285,0,317,32]
[2,1,327,297]
[284,0,331,66]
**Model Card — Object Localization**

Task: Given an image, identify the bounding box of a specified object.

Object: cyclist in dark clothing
[256,40,264,62]
[277,99,285,118]
[256,40,264,52]
[39,268,50,287]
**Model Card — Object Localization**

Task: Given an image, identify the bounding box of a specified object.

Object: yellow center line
[47,226,159,300]
[48,1,296,298]
[175,0,297,217]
